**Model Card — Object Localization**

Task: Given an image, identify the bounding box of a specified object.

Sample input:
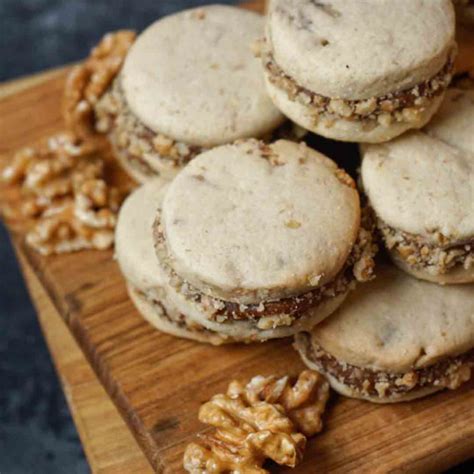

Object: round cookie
[263,0,456,143]
[295,264,474,403]
[95,5,285,183]
[153,139,377,341]
[115,178,230,344]
[361,89,474,283]
[122,5,283,147]
[159,139,361,304]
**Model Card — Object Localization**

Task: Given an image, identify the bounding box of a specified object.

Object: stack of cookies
[106,1,473,403]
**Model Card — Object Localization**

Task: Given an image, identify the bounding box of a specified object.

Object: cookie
[153,139,377,341]
[115,177,230,344]
[95,5,284,182]
[263,0,456,143]
[295,264,474,403]
[361,89,474,284]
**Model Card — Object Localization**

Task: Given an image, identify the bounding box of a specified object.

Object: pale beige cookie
[361,89,474,283]
[295,265,474,403]
[152,139,377,341]
[115,178,229,344]
[122,5,284,147]
[263,0,456,143]
[115,177,168,291]
[159,139,360,304]
[96,5,286,183]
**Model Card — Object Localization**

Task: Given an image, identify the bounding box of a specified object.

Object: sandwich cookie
[115,177,231,345]
[295,264,474,403]
[153,139,377,341]
[262,0,456,143]
[95,5,285,183]
[361,89,474,284]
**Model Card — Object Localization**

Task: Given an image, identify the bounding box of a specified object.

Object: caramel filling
[296,333,474,399]
[153,211,376,328]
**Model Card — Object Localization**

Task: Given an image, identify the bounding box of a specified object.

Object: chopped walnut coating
[153,206,377,326]
[263,46,455,126]
[63,30,136,139]
[2,133,125,256]
[378,219,474,275]
[295,333,474,399]
[94,79,204,174]
[183,371,329,473]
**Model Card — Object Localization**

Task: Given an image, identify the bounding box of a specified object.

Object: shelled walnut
[63,30,136,138]
[183,370,330,473]
[1,133,125,256]
[235,370,330,438]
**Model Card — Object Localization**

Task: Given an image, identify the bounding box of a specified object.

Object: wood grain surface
[14,248,154,474]
[1,3,474,473]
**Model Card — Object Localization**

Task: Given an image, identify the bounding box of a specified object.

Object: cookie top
[267,0,455,100]
[121,5,283,147]
[311,264,474,372]
[362,90,474,242]
[115,178,168,291]
[160,139,360,304]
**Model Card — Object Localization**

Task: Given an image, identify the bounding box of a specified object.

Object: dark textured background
[0,1,234,473]
[0,1,472,473]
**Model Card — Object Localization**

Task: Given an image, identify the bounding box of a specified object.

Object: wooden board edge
[0,64,73,101]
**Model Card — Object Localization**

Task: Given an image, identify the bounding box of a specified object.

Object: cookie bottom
[127,283,232,345]
[294,333,473,403]
[265,78,444,144]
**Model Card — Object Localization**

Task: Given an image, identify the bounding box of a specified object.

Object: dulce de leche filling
[263,46,455,127]
[295,333,474,399]
[153,210,377,330]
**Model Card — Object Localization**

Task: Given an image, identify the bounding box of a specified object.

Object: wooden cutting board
[1,3,474,473]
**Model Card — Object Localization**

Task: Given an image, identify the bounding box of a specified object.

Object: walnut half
[183,370,330,473]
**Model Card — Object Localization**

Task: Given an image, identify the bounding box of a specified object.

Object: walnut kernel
[183,371,330,473]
